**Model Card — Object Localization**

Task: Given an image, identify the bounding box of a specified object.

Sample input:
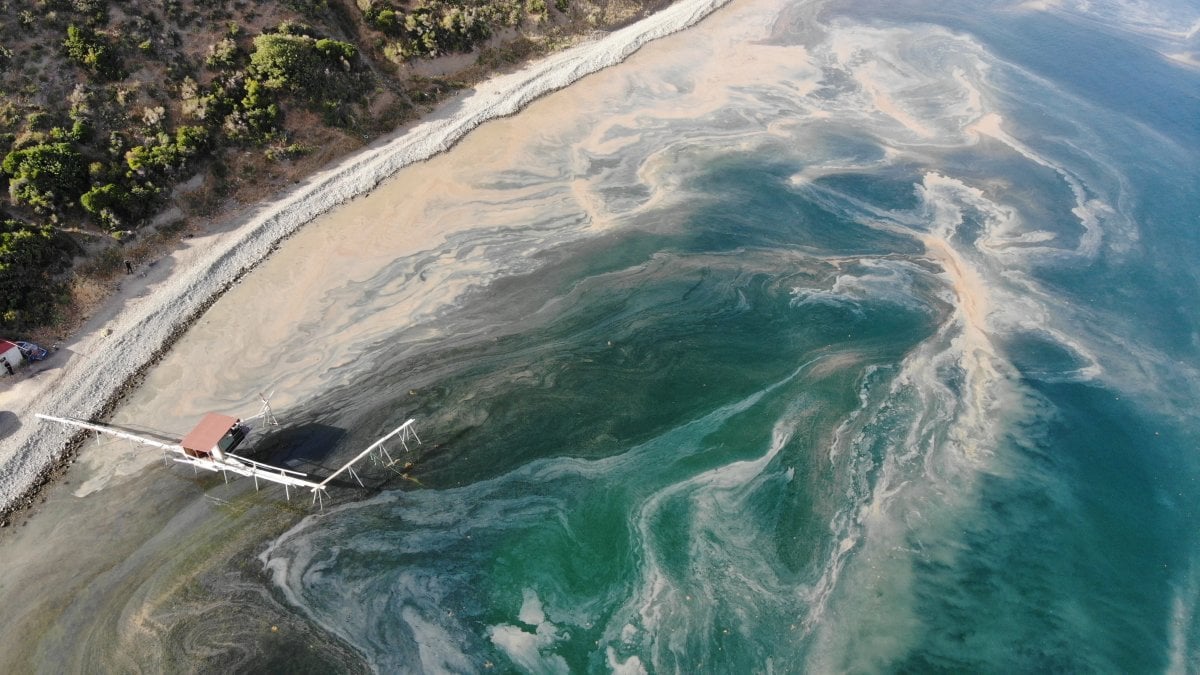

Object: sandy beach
[0,0,734,521]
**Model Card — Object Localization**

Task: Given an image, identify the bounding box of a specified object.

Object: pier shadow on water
[250,422,349,480]
[247,422,407,492]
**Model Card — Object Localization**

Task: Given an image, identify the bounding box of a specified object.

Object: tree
[174,125,209,157]
[241,31,367,131]
[205,37,240,70]
[63,24,123,80]
[0,217,73,330]
[248,33,360,98]
[80,182,129,230]
[397,5,492,59]
[2,143,88,213]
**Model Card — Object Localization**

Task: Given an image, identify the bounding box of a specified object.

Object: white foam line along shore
[0,0,735,513]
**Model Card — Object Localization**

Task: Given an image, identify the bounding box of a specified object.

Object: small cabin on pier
[180,413,248,459]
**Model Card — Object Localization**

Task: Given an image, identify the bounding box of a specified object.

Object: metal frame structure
[36,413,419,507]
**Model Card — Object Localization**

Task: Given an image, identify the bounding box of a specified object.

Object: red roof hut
[181,413,245,459]
[0,340,23,375]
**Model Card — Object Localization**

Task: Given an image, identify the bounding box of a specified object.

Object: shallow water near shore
[3,0,1200,670]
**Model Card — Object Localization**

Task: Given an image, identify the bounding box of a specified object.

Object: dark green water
[6,0,1200,671]
[256,0,1200,670]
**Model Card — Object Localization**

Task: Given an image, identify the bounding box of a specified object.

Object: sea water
[5,0,1200,670]
[255,0,1200,670]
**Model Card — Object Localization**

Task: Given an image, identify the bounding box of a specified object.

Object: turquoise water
[254,0,1200,671]
[242,5,1200,673]
[6,0,1199,670]
[53,0,1186,671]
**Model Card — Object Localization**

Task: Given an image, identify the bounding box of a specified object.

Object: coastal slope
[0,0,732,517]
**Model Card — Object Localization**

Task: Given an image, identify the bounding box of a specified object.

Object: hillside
[0,0,670,339]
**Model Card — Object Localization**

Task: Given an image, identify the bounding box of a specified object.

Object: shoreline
[0,0,734,522]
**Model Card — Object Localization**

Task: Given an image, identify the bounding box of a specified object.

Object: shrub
[248,33,359,96]
[68,0,110,25]
[0,217,73,330]
[2,142,88,212]
[526,0,547,16]
[205,37,240,70]
[79,182,129,230]
[396,5,494,59]
[125,125,209,176]
[372,8,400,34]
[69,119,93,142]
[63,24,123,80]
[174,125,209,156]
[241,31,368,131]
[315,38,357,62]
[125,135,180,174]
[25,111,53,131]
[275,20,318,37]
[223,77,280,143]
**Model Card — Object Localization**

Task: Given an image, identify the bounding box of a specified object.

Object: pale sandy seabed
[0,0,735,513]
[1,0,1196,669]
[0,0,801,656]
[0,1,769,666]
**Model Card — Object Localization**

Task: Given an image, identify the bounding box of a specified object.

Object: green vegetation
[0,216,74,330]
[0,0,653,335]
[396,5,495,59]
[248,33,359,91]
[2,142,88,213]
[63,24,123,80]
[78,182,129,229]
[362,0,565,60]
[126,126,210,175]
[205,38,241,70]
[247,32,368,124]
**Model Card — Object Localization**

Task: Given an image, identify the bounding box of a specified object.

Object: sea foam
[0,0,735,513]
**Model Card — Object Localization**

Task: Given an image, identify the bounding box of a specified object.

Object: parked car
[15,341,47,362]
